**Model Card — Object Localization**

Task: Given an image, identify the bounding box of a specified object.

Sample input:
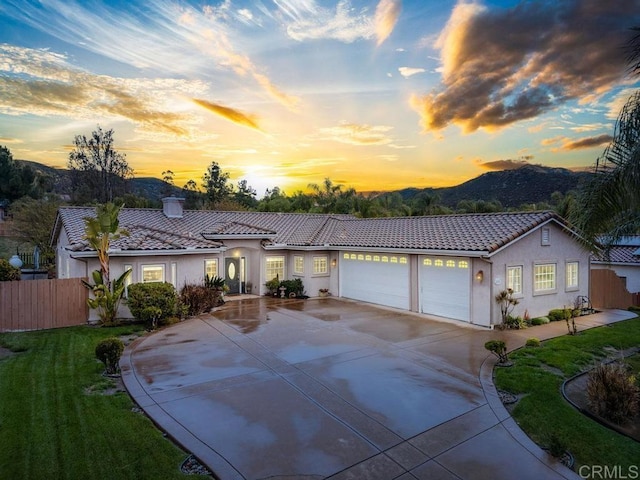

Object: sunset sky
[1,0,639,195]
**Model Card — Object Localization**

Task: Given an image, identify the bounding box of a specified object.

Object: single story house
[52,197,591,328]
[591,236,640,296]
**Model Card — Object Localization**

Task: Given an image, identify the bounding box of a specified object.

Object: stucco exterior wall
[488,222,590,324]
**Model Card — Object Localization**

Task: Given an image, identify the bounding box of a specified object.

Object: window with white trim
[266,256,285,281]
[205,259,218,278]
[534,263,556,292]
[294,255,304,275]
[123,264,133,296]
[313,256,328,275]
[507,266,523,295]
[142,264,165,283]
[566,262,579,289]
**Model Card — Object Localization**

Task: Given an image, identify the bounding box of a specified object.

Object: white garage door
[340,252,410,310]
[420,256,471,322]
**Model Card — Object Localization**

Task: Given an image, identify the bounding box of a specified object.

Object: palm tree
[571,28,640,250]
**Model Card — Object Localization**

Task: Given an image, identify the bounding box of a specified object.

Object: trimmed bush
[280,278,304,297]
[95,337,125,375]
[530,316,550,326]
[127,282,178,323]
[0,259,20,281]
[503,315,527,329]
[484,340,508,364]
[525,337,541,348]
[587,362,640,424]
[141,306,162,330]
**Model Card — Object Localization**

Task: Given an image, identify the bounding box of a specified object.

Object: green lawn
[495,316,640,470]
[0,325,191,480]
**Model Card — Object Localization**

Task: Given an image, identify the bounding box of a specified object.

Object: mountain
[394,165,592,208]
[15,160,591,208]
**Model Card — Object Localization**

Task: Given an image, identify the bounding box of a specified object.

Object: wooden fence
[590,269,639,309]
[0,278,88,332]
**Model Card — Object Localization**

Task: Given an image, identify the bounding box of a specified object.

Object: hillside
[15,160,591,207]
[395,165,591,208]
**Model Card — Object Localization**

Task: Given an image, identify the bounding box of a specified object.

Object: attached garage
[340,252,410,310]
[420,256,471,322]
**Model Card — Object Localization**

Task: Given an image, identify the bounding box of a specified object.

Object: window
[171,262,177,287]
[123,264,133,296]
[294,256,304,275]
[266,256,285,281]
[399,257,407,264]
[507,266,523,295]
[566,262,579,289]
[458,260,468,268]
[313,256,328,275]
[423,258,432,266]
[343,253,349,259]
[142,264,165,283]
[534,263,556,292]
[205,259,218,278]
[434,259,443,267]
[446,260,455,268]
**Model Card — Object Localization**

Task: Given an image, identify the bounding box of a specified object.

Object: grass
[0,325,191,480]
[495,316,640,469]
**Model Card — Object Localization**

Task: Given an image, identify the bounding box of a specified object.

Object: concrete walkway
[120,298,636,480]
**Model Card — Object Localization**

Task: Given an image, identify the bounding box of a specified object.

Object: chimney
[162,197,185,218]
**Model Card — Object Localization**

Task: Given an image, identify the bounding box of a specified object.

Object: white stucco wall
[488,221,590,324]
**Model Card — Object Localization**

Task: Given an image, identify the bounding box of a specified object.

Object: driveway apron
[121,298,634,480]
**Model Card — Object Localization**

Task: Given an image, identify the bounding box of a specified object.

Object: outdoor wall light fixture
[331,258,337,267]
[475,270,484,282]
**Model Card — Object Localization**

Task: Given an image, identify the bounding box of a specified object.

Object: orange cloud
[193,98,261,131]
[477,157,534,170]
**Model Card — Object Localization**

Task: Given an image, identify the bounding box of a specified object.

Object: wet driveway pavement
[121,297,634,480]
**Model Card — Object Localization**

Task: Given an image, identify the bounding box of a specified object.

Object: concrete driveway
[121,297,634,480]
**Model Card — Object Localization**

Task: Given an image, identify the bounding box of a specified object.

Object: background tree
[68,126,133,204]
[182,179,202,210]
[0,146,42,202]
[161,170,175,197]
[202,161,231,209]
[234,179,258,209]
[571,28,640,249]
[10,197,61,262]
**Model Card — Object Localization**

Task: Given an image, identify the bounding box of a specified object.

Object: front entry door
[225,258,240,294]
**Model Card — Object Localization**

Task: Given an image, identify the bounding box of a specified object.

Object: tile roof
[593,246,640,265]
[55,207,564,256]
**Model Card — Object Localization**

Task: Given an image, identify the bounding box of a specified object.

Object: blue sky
[0,0,639,194]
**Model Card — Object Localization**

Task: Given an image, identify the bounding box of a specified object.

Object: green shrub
[484,340,508,363]
[587,362,640,425]
[95,337,125,375]
[127,282,178,323]
[265,277,280,295]
[280,278,304,297]
[629,305,640,313]
[0,259,20,281]
[180,283,219,316]
[140,306,162,330]
[530,316,550,326]
[525,337,541,348]
[503,315,527,329]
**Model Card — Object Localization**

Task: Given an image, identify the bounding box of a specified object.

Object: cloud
[478,157,534,170]
[193,99,261,131]
[278,0,375,43]
[399,67,425,78]
[0,45,195,136]
[544,134,612,151]
[1,0,297,111]
[375,0,402,46]
[318,122,394,145]
[412,0,638,134]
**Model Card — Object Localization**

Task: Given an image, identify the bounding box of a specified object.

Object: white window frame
[123,264,133,297]
[141,264,165,283]
[266,256,285,281]
[566,261,579,290]
[533,263,556,294]
[506,265,523,296]
[293,255,304,275]
[313,255,328,275]
[205,259,218,279]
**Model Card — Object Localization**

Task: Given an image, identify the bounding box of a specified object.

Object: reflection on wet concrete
[126,297,572,480]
